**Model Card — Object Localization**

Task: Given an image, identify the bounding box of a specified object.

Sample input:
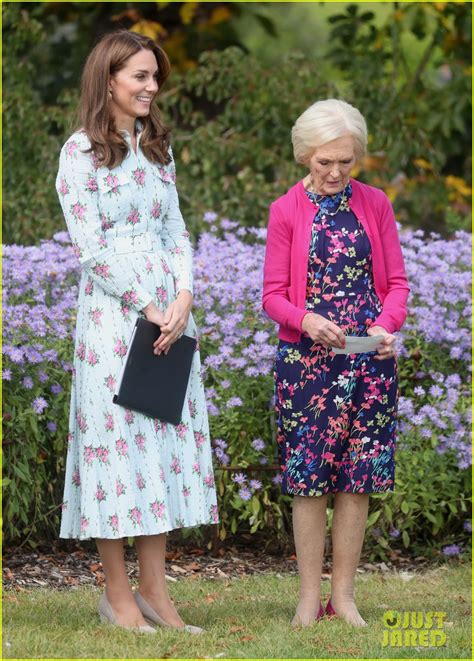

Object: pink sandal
[325,599,337,618]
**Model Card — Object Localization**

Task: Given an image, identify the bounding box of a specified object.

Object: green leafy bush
[3,3,471,244]
[2,4,70,245]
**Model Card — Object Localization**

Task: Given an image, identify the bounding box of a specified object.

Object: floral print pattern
[275,184,398,496]
[56,120,218,539]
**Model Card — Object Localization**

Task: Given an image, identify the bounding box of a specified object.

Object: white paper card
[331,334,385,355]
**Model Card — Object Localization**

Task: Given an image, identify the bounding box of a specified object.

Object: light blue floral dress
[55,120,218,539]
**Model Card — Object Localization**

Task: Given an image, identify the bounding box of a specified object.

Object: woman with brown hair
[56,30,217,634]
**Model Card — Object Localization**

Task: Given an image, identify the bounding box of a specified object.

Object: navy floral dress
[275,183,398,496]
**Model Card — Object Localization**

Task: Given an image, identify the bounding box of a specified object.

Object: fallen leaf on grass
[170,564,187,574]
[166,551,182,561]
[182,562,201,571]
[240,635,255,642]
[89,563,102,572]
[229,626,245,634]
[205,593,218,603]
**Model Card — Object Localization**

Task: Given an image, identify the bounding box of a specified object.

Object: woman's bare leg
[135,533,184,627]
[292,494,328,626]
[330,492,369,626]
[96,538,147,627]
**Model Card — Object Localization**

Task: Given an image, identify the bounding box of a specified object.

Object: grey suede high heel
[98,593,157,634]
[134,591,204,634]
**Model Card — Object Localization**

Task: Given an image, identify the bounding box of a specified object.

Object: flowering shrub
[2,221,472,556]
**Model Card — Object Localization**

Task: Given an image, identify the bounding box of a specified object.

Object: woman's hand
[142,302,166,329]
[301,312,346,349]
[367,325,397,360]
[153,290,193,355]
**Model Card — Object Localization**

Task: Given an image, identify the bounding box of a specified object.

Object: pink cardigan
[262,178,410,342]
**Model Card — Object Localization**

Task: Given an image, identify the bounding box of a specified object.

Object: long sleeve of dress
[56,135,154,312]
[159,150,193,296]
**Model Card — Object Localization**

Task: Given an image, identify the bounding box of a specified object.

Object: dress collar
[305,181,353,204]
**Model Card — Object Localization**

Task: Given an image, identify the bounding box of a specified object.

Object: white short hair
[291,99,368,165]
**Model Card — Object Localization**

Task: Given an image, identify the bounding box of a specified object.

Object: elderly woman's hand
[302,312,346,349]
[367,325,397,360]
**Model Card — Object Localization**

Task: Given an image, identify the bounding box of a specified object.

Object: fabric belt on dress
[113,231,161,255]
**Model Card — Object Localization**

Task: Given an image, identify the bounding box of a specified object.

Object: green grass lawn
[3,563,471,659]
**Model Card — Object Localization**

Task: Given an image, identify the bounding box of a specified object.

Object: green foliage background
[2,2,471,245]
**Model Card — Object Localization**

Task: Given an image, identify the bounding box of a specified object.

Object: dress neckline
[305,182,352,202]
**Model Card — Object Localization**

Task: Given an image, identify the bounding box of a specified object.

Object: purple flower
[214,448,230,465]
[238,487,252,501]
[232,472,247,485]
[463,520,472,533]
[53,230,71,243]
[22,376,34,389]
[442,544,462,556]
[226,396,243,408]
[203,211,218,222]
[47,421,57,432]
[446,374,461,387]
[38,371,49,383]
[254,330,269,344]
[429,385,444,398]
[272,474,283,485]
[2,369,12,381]
[249,479,262,491]
[9,347,24,363]
[251,438,266,451]
[450,346,462,359]
[32,396,48,414]
[51,383,63,395]
[207,402,220,416]
[389,528,400,538]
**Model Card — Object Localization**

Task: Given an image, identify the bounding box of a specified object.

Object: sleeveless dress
[274,183,398,496]
[55,122,218,539]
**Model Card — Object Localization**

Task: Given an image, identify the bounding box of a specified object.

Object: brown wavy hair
[77,30,171,168]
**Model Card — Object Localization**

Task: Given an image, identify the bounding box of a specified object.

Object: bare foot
[106,589,148,628]
[291,597,323,628]
[329,597,367,627]
[138,589,185,629]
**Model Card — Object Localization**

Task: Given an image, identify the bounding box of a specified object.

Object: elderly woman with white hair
[263,99,410,627]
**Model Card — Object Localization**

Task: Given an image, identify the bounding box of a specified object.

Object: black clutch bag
[113,317,197,425]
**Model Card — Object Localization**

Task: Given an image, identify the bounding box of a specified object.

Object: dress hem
[282,487,395,497]
[59,515,219,541]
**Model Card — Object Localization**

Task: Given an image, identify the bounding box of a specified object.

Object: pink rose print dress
[275,183,398,496]
[55,121,218,539]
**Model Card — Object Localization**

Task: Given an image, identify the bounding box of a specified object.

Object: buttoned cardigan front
[262,178,410,342]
